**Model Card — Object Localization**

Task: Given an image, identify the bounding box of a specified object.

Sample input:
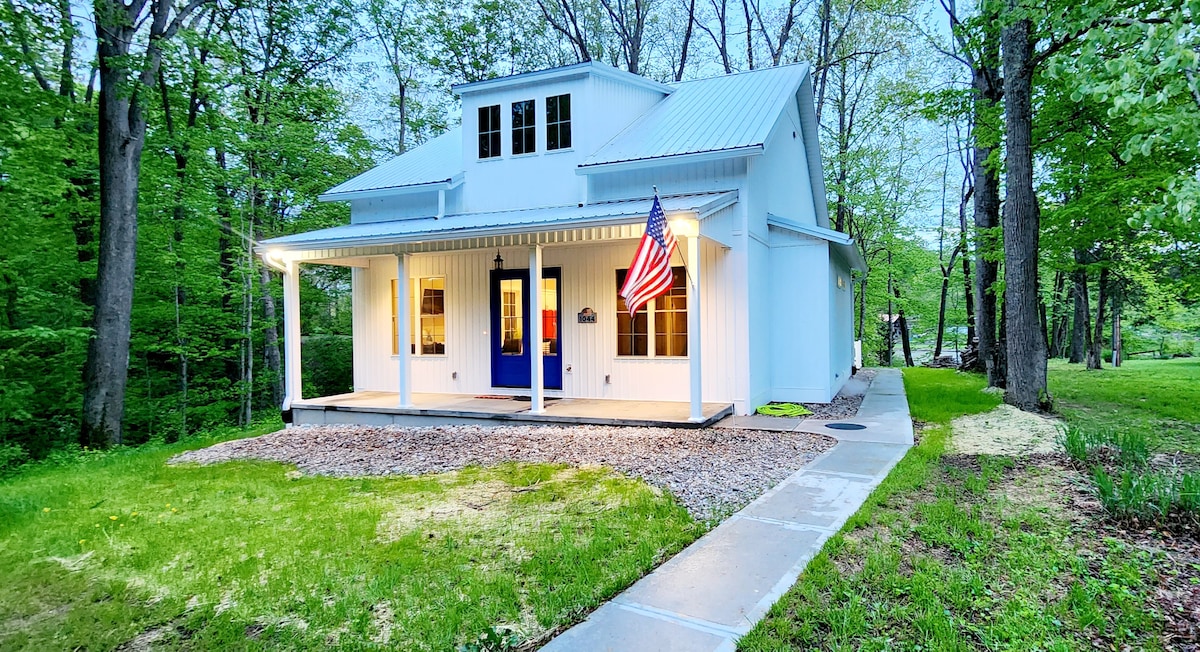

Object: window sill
[391,354,448,359]
[509,152,539,159]
[476,156,505,163]
[545,147,574,155]
[613,356,689,361]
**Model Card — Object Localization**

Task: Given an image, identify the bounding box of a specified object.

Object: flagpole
[655,186,697,289]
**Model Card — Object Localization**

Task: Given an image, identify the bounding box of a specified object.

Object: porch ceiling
[259,191,736,261]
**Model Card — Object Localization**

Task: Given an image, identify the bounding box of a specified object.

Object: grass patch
[739,369,1169,651]
[0,428,699,650]
[1050,358,1200,454]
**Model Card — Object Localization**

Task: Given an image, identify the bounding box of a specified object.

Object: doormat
[474,395,514,400]
[511,396,561,402]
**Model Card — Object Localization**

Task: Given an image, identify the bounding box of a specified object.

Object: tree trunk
[1087,266,1108,369]
[1111,289,1121,367]
[1000,7,1047,410]
[895,287,914,366]
[970,59,1003,386]
[260,264,284,409]
[80,24,148,447]
[1049,271,1068,357]
[1069,256,1089,363]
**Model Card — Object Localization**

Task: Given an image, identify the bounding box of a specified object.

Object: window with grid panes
[391,277,446,355]
[478,105,501,158]
[615,267,686,357]
[511,99,536,154]
[546,94,571,150]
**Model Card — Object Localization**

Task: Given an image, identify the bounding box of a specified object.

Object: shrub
[1093,468,1200,525]
[1110,430,1152,467]
[0,442,28,475]
[1057,425,1152,467]
[1057,424,1099,463]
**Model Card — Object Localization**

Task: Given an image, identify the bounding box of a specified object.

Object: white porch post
[282,259,302,411]
[687,235,703,422]
[395,253,413,408]
[529,245,545,414]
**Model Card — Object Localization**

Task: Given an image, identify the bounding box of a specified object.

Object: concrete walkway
[540,369,913,652]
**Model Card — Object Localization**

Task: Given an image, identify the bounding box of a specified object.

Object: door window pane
[541,277,558,356]
[500,278,523,355]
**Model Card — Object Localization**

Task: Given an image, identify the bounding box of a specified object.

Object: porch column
[529,245,545,414]
[687,235,703,422]
[395,253,413,408]
[282,259,302,410]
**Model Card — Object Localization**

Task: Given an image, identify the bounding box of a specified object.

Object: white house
[260,61,865,427]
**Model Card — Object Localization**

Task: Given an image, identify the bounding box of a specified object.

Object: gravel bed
[800,368,877,419]
[171,425,836,519]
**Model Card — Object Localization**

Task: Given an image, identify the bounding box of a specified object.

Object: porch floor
[291,391,733,428]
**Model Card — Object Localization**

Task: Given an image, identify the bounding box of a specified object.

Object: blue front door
[490,267,562,390]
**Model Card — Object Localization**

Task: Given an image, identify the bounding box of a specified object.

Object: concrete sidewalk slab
[742,473,877,528]
[808,441,909,477]
[540,369,914,652]
[615,518,825,630]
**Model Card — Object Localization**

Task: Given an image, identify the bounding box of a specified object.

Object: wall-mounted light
[493,250,504,270]
[669,217,699,238]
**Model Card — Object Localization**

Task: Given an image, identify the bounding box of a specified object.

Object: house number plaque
[577,307,597,324]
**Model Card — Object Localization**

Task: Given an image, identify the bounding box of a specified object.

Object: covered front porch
[260,192,743,426]
[291,391,733,428]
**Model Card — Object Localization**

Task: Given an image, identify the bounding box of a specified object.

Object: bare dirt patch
[949,404,1063,455]
[171,424,835,520]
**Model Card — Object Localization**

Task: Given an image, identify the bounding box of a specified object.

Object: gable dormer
[453,62,672,212]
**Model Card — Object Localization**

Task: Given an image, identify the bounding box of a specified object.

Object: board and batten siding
[350,238,736,404]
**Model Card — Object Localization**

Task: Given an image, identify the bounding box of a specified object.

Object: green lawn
[1051,357,1200,454]
[0,425,699,650]
[739,367,1177,651]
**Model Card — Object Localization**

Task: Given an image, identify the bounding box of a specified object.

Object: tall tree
[999,0,1046,409]
[82,0,210,447]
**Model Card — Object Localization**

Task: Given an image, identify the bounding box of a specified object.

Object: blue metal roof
[262,192,737,251]
[319,128,463,200]
[581,63,811,169]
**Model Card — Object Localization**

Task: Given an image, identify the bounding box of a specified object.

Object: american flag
[620,195,677,317]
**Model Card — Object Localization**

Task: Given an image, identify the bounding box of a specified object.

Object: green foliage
[1092,467,1199,525]
[1054,0,1200,230]
[901,368,1001,424]
[456,626,521,652]
[301,335,353,398]
[739,368,1166,651]
[1051,359,1200,454]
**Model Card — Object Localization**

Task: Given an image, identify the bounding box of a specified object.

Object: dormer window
[512,100,536,155]
[547,94,571,150]
[478,104,501,158]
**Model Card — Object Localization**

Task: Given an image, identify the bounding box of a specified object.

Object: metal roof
[767,214,866,272]
[319,128,463,201]
[262,192,737,252]
[581,63,811,169]
[452,61,673,96]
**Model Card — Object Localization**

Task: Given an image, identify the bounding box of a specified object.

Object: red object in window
[542,309,557,339]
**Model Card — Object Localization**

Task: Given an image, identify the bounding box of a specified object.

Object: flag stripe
[619,195,678,317]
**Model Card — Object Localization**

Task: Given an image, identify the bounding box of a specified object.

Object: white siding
[767,226,833,403]
[828,251,854,394]
[761,92,818,226]
[350,240,736,403]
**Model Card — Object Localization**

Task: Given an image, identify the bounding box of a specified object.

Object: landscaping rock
[171,425,836,520]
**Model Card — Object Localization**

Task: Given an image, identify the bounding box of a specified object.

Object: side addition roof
[580,63,812,170]
[318,128,463,202]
